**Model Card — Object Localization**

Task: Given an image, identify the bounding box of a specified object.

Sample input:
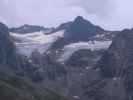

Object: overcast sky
[0,0,133,30]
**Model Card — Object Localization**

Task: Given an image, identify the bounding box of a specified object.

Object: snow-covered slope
[58,40,112,62]
[10,30,112,61]
[10,30,65,56]
[10,29,113,63]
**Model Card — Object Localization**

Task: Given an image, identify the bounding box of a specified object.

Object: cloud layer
[0,0,133,30]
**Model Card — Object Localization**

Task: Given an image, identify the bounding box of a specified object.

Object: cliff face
[0,23,18,68]
[97,29,133,78]
[94,29,133,99]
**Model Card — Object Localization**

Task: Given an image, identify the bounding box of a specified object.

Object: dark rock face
[97,29,133,78]
[31,51,67,81]
[53,22,72,32]
[64,16,105,41]
[66,49,105,69]
[95,29,133,99]
[28,51,68,90]
[0,23,18,67]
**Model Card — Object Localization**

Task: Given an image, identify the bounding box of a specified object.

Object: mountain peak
[64,16,105,41]
[0,23,9,35]
[0,23,10,40]
[74,16,84,22]
[73,16,93,26]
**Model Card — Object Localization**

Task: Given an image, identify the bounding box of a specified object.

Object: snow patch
[10,30,64,56]
[73,96,80,99]
[95,34,105,38]
[58,40,112,62]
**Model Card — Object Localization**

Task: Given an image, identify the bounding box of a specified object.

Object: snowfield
[10,30,112,61]
[58,41,112,62]
[10,30,64,56]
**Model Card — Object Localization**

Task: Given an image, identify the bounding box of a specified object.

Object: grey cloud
[65,0,113,17]
[0,0,20,26]
[1,0,133,30]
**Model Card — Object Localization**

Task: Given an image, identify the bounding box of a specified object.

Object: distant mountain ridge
[10,24,53,34]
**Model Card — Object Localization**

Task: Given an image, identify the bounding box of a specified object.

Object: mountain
[95,29,133,99]
[97,29,133,77]
[85,28,133,100]
[50,16,115,52]
[10,16,114,61]
[64,16,106,41]
[0,16,126,100]
[0,23,69,100]
[8,17,116,98]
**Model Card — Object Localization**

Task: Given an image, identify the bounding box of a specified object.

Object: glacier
[10,30,65,56]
